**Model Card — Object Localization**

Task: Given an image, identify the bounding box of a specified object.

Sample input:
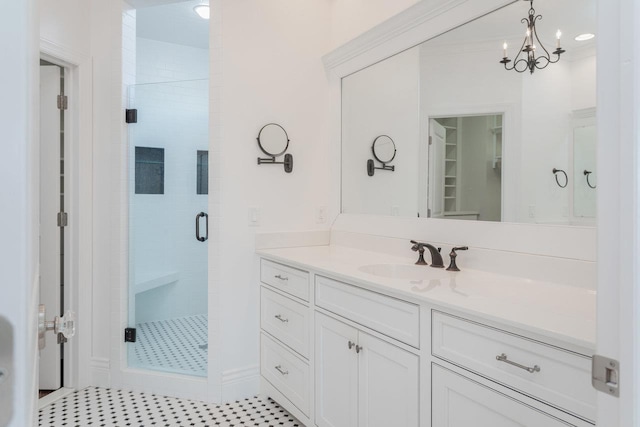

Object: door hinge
[592,354,619,397]
[124,328,137,343]
[125,109,138,123]
[57,94,68,110]
[429,136,433,145]
[57,212,68,227]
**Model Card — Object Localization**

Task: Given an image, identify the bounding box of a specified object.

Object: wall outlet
[391,205,400,216]
[528,205,536,219]
[248,207,260,226]
[316,206,327,224]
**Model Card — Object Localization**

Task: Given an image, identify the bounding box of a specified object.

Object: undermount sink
[358,263,450,281]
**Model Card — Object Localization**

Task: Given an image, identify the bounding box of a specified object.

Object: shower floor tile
[38,387,302,427]
[133,314,207,376]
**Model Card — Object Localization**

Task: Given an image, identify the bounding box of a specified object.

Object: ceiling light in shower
[194,4,210,20]
[574,33,595,42]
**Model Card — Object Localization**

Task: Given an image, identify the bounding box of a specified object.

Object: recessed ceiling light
[574,33,595,42]
[194,4,210,20]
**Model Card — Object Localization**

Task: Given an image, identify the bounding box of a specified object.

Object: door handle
[38,305,76,350]
[195,212,208,242]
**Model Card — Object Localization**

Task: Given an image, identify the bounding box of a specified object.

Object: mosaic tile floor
[132,314,208,376]
[38,387,302,427]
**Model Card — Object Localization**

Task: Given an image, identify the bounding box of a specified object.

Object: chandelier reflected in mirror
[500,0,565,74]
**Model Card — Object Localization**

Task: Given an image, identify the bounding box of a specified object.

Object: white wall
[215,0,334,398]
[342,48,420,217]
[329,0,419,49]
[136,37,209,84]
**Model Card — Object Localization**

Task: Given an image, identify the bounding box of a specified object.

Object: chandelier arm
[531,14,553,60]
[513,58,531,73]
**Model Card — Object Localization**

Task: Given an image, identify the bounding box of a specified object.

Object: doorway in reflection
[429,114,503,221]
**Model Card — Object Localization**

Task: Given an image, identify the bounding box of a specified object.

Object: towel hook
[552,168,568,188]
[584,170,597,189]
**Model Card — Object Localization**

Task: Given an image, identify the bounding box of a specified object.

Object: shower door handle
[195,212,208,242]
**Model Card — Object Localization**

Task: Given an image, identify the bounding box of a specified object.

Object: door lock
[38,304,76,350]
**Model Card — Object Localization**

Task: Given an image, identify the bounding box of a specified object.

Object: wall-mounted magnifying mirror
[367,135,396,176]
[256,123,293,173]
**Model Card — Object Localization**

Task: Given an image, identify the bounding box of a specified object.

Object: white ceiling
[135,0,209,50]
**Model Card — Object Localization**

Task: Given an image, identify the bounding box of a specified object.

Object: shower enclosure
[127,79,209,377]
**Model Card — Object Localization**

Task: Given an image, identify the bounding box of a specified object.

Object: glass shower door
[127,79,209,377]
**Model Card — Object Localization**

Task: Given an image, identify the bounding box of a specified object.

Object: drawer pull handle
[348,340,355,350]
[496,353,541,373]
[274,314,289,323]
[274,274,289,281]
[275,365,289,376]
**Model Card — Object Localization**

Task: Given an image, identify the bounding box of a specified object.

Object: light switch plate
[248,207,260,227]
[316,206,327,224]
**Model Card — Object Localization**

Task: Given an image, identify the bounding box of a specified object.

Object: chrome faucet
[410,240,444,268]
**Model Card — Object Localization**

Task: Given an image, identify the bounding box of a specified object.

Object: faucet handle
[446,246,469,271]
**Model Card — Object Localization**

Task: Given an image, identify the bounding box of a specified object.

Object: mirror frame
[257,123,290,158]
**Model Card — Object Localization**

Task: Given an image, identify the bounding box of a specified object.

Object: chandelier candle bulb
[556,30,562,48]
[503,42,507,58]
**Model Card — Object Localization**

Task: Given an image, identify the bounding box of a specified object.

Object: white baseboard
[89,357,111,388]
[221,365,260,402]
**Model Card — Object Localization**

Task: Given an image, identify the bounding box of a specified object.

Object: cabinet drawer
[261,333,310,416]
[432,364,589,427]
[261,287,310,358]
[315,276,420,348]
[432,311,596,422]
[260,259,309,301]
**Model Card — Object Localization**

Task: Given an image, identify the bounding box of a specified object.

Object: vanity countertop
[257,245,596,351]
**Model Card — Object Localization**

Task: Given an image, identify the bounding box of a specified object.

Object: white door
[0,1,39,425]
[428,119,446,218]
[432,364,574,427]
[315,313,358,427]
[357,332,418,427]
[39,64,62,391]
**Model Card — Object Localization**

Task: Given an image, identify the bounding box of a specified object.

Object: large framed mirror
[341,0,596,226]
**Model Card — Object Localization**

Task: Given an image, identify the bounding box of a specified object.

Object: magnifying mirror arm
[367,159,395,176]
[257,153,294,173]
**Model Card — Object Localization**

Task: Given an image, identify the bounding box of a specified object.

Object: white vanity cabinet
[315,313,419,427]
[259,259,312,420]
[257,255,595,427]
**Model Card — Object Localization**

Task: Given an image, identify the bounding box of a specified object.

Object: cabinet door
[432,364,579,427]
[315,313,358,427]
[358,332,419,427]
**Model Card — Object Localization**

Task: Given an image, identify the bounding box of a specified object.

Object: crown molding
[322,0,516,78]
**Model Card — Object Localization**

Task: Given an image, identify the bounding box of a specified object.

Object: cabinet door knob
[356,345,363,354]
[348,340,355,350]
[274,314,289,323]
[274,365,289,376]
